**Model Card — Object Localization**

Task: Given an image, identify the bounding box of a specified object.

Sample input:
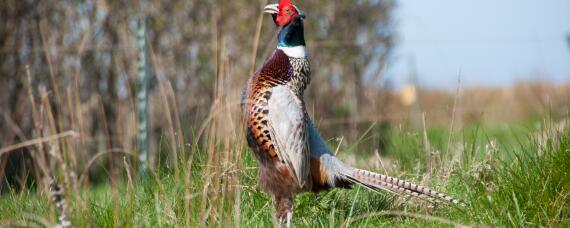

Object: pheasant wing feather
[266,85,310,188]
[242,50,310,189]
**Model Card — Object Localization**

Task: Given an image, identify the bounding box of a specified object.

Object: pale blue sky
[385,0,570,89]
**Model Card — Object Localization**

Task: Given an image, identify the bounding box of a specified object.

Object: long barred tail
[307,120,465,207]
[345,168,465,207]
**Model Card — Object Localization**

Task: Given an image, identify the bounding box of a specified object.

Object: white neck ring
[278,46,307,58]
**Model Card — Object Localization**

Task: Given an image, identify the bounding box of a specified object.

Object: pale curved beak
[264,4,279,14]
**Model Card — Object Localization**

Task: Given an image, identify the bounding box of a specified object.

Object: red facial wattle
[275,0,299,27]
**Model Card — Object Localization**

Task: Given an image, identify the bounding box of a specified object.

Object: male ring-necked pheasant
[241,0,464,226]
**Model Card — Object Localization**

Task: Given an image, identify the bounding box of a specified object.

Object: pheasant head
[264,0,305,28]
[264,0,306,49]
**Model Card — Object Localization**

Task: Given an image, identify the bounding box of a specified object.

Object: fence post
[136,16,150,180]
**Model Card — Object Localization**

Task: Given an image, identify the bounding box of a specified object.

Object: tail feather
[307,120,464,206]
[344,168,465,207]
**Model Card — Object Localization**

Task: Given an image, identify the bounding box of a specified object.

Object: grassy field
[1,117,569,227]
[1,2,568,227]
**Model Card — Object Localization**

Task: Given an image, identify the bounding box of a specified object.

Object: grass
[1,118,569,227]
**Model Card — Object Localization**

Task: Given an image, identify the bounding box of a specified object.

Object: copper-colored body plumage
[242,49,312,219]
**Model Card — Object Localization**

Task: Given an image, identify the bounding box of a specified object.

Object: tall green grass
[1,119,568,227]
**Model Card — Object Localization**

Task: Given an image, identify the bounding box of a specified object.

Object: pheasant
[241,0,464,226]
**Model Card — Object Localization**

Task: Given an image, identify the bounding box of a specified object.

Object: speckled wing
[242,50,310,188]
[266,85,309,188]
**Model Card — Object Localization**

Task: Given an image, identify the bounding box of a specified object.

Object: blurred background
[0,0,569,192]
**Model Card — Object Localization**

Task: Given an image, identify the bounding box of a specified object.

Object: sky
[385,0,570,89]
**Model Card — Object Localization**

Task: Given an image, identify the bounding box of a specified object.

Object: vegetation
[1,117,568,227]
[1,0,569,227]
[0,0,396,192]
